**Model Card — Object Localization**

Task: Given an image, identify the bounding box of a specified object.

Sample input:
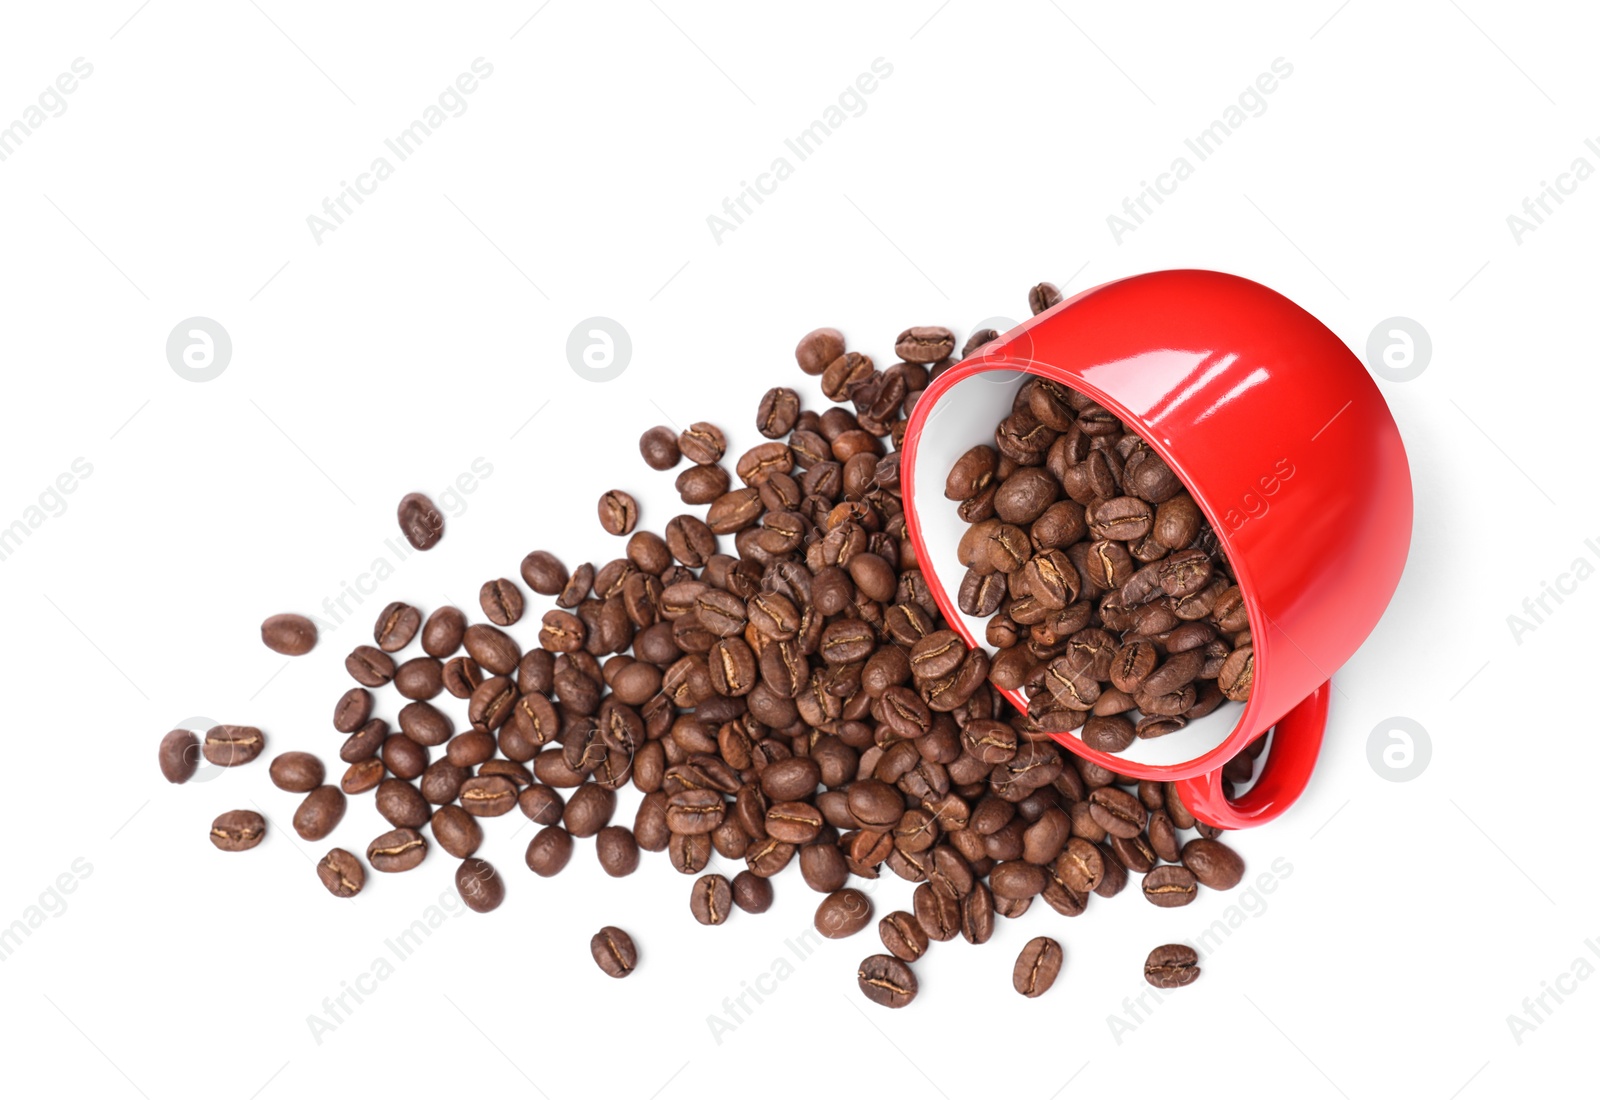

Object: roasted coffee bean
[1013,936,1063,997]
[374,601,421,652]
[564,784,617,837]
[397,492,444,550]
[591,926,638,978]
[460,775,519,817]
[420,760,468,804]
[268,751,324,796]
[368,827,427,872]
[1149,809,1181,864]
[1142,864,1199,907]
[332,687,373,734]
[1028,282,1062,314]
[393,657,444,701]
[732,870,774,913]
[290,786,345,843]
[375,779,430,829]
[210,810,265,852]
[1217,645,1254,701]
[817,888,873,939]
[691,873,734,925]
[596,826,641,877]
[525,825,574,876]
[455,857,505,913]
[420,606,467,658]
[261,613,317,656]
[961,883,996,944]
[317,848,364,898]
[640,425,682,470]
[598,490,640,536]
[895,326,955,364]
[203,724,265,766]
[1145,943,1200,988]
[519,785,564,826]
[857,954,918,1008]
[381,734,429,780]
[159,729,200,784]
[1181,837,1245,889]
[346,645,396,687]
[431,805,483,859]
[1088,787,1146,839]
[879,911,929,961]
[341,758,385,795]
[479,578,524,626]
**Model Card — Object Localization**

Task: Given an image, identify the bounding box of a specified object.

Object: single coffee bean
[464,624,521,675]
[679,422,727,464]
[374,601,422,652]
[525,825,574,876]
[346,645,396,687]
[598,490,639,535]
[158,729,200,784]
[317,848,364,898]
[879,912,928,961]
[293,785,346,841]
[913,882,960,942]
[203,724,264,767]
[270,751,325,793]
[895,325,955,364]
[341,758,384,794]
[421,606,468,658]
[857,954,918,1008]
[1088,787,1147,839]
[640,425,682,470]
[795,327,845,375]
[261,613,317,655]
[564,784,617,837]
[732,870,774,913]
[332,688,373,734]
[460,775,518,818]
[393,657,444,701]
[479,578,525,626]
[381,734,429,780]
[431,804,483,859]
[816,888,873,939]
[757,387,802,439]
[961,883,996,945]
[456,857,506,913]
[210,810,266,852]
[375,778,430,829]
[367,827,427,872]
[519,784,565,826]
[596,825,641,877]
[1028,282,1062,314]
[591,926,639,978]
[1142,864,1199,907]
[1181,837,1245,889]
[1144,943,1200,988]
[397,492,444,550]
[1013,936,1064,997]
[691,873,734,925]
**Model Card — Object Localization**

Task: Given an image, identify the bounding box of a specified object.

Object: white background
[0,2,1593,1097]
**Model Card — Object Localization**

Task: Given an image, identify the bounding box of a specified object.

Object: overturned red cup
[900,270,1412,829]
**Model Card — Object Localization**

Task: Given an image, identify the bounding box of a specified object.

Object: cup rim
[901,336,1268,781]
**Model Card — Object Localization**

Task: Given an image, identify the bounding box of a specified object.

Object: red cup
[900,270,1412,829]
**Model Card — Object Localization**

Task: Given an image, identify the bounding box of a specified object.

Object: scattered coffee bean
[732,871,774,914]
[817,888,873,939]
[598,490,639,535]
[479,578,524,626]
[317,848,364,898]
[374,602,422,652]
[1013,936,1063,997]
[591,926,638,978]
[1144,943,1200,988]
[210,810,266,852]
[269,751,325,793]
[398,492,444,550]
[203,724,264,767]
[691,874,734,925]
[261,613,317,655]
[857,955,917,1008]
[158,729,200,784]
[456,857,506,913]
[640,426,682,470]
[368,828,427,872]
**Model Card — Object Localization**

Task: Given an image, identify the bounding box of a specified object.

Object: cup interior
[908,367,1245,767]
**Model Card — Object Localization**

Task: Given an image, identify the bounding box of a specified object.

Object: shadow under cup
[904,366,1247,770]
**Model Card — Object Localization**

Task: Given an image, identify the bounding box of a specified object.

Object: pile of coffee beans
[166,282,1259,1002]
[946,372,1253,752]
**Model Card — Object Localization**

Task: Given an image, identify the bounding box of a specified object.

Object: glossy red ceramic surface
[900,270,1412,828]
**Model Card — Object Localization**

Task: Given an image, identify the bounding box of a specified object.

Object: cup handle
[1175,681,1331,830]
